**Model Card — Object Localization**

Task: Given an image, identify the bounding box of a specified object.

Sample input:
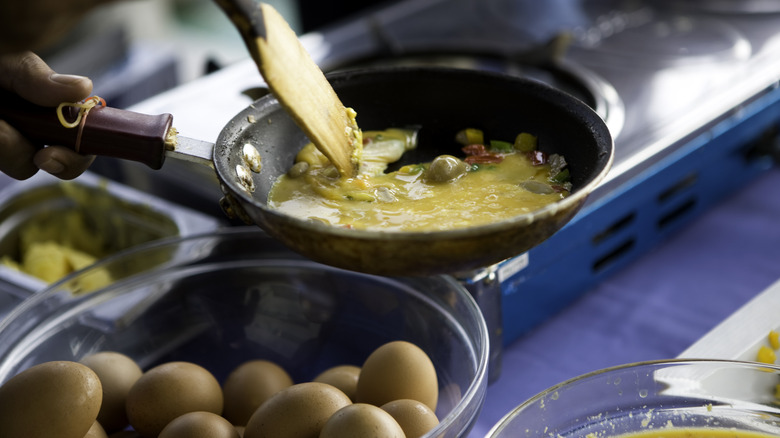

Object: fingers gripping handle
[0,90,173,170]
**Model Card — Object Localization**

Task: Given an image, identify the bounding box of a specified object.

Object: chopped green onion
[489,140,513,153]
[470,163,499,171]
[398,164,426,174]
[551,168,570,183]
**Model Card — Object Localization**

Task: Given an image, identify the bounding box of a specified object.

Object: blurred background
[4,1,780,435]
[36,0,388,108]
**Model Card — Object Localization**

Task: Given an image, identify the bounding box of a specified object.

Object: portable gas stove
[118,0,780,357]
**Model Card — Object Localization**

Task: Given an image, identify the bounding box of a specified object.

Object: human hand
[0,52,96,180]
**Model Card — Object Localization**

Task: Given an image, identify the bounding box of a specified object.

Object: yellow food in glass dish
[1,209,112,293]
[612,429,778,438]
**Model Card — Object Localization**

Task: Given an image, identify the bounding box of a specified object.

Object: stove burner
[327,51,624,138]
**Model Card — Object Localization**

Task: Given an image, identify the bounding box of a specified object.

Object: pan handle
[0,89,173,170]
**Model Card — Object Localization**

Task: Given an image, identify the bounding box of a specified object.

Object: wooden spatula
[215,0,361,178]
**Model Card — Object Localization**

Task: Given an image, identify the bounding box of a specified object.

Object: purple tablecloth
[471,166,780,436]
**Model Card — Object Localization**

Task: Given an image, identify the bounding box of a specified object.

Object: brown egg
[381,399,440,438]
[0,361,102,438]
[80,351,143,433]
[84,421,108,438]
[320,403,405,438]
[158,411,240,438]
[313,365,361,401]
[356,341,438,411]
[126,361,223,438]
[244,382,351,438]
[222,360,293,426]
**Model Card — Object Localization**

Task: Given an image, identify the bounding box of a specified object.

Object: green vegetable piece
[399,164,426,174]
[489,140,513,153]
[470,163,498,171]
[425,155,469,183]
[522,180,555,194]
[514,132,537,152]
[551,168,570,183]
[548,153,568,175]
[455,128,484,145]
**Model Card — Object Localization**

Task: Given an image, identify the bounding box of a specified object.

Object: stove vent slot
[658,198,697,230]
[591,212,636,245]
[657,173,698,203]
[590,210,638,273]
[742,124,780,164]
[656,172,699,230]
[593,239,636,273]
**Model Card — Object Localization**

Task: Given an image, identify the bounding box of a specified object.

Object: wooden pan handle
[0,90,173,169]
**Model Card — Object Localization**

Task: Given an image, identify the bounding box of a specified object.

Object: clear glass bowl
[487,359,780,437]
[0,227,489,438]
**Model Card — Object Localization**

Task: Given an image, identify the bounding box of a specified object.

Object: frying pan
[0,67,613,276]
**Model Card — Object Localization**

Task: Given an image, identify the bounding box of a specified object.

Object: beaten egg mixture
[268,128,571,231]
[612,429,779,438]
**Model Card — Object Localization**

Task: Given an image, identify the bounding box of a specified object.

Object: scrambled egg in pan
[269,127,572,231]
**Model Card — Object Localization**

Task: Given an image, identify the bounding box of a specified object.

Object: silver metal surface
[678,277,780,361]
[652,0,780,14]
[170,135,215,168]
[0,171,221,298]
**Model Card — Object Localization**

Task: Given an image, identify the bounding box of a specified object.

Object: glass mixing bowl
[487,359,780,437]
[0,227,489,437]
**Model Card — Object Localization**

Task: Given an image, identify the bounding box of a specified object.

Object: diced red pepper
[462,144,488,156]
[465,155,504,165]
[462,143,504,164]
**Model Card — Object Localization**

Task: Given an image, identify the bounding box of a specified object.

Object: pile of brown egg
[0,340,441,438]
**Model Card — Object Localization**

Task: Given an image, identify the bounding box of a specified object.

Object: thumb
[0,51,93,107]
